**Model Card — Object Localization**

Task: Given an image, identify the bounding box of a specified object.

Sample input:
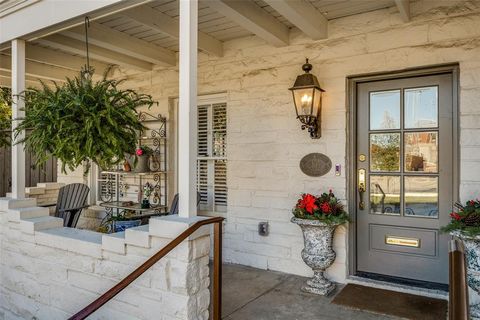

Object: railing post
[213,221,222,320]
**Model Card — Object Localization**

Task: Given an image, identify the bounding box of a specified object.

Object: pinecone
[464,213,480,226]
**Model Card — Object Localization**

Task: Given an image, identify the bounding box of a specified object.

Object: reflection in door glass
[405,132,438,172]
[370,175,400,215]
[370,90,401,130]
[404,176,438,217]
[370,133,400,172]
[405,87,438,129]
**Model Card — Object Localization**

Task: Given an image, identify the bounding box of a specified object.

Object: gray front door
[356,73,454,284]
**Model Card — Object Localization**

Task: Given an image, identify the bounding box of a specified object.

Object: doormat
[331,284,447,320]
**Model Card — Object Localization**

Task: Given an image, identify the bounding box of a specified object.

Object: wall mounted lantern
[289,58,324,139]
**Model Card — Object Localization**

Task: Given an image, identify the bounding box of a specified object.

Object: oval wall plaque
[300,153,332,177]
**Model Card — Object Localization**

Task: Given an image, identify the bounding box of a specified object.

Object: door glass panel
[370,175,401,215]
[405,131,438,172]
[370,90,401,130]
[405,86,438,128]
[370,133,400,172]
[404,176,438,217]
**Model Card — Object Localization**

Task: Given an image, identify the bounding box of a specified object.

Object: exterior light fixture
[289,58,324,139]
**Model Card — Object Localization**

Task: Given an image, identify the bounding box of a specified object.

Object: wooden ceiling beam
[205,0,289,47]
[0,54,77,81]
[264,0,327,40]
[61,22,176,66]
[123,5,223,56]
[36,34,153,71]
[2,44,112,73]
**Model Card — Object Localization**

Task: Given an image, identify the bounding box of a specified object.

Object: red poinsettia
[298,194,318,214]
[320,202,331,214]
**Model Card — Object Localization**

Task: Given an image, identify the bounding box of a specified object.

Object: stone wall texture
[109,0,480,283]
[0,198,211,320]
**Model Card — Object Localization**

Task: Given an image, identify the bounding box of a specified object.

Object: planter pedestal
[292,217,339,296]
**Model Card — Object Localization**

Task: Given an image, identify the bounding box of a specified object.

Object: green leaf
[14,66,155,174]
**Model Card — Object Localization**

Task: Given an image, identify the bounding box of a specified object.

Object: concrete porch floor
[219,264,399,320]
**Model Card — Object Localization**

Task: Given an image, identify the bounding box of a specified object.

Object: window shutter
[97,173,117,201]
[197,159,209,207]
[196,98,227,212]
[212,103,227,157]
[198,105,209,157]
[214,159,227,209]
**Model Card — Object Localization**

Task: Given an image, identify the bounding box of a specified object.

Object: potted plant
[291,190,349,295]
[141,182,154,208]
[14,67,155,173]
[135,145,153,173]
[0,88,11,148]
[442,199,480,318]
[110,209,142,233]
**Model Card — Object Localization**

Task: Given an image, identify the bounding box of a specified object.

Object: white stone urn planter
[452,231,480,319]
[291,217,340,296]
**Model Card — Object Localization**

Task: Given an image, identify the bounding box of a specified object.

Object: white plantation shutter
[197,98,227,212]
[97,172,117,201]
[214,159,227,209]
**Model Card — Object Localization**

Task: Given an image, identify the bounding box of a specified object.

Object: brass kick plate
[385,236,420,248]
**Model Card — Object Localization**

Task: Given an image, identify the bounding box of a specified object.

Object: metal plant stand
[98,113,168,233]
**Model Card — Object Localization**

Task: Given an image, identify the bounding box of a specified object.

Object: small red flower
[450,212,461,221]
[136,149,143,156]
[320,202,331,214]
[298,194,318,214]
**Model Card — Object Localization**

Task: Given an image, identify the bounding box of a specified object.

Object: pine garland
[441,199,480,237]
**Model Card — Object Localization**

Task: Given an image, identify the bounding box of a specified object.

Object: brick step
[7,206,50,222]
[0,198,37,211]
[125,225,151,248]
[102,231,126,254]
[19,216,64,234]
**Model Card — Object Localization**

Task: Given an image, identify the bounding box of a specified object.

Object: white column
[178,0,198,218]
[11,39,26,199]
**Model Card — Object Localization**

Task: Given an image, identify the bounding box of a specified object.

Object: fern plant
[15,67,155,173]
[0,87,12,148]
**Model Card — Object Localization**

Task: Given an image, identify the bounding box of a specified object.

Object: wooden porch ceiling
[0,0,408,84]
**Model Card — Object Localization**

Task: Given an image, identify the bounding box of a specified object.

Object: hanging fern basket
[15,68,155,173]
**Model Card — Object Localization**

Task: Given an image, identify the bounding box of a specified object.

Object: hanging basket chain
[84,16,91,77]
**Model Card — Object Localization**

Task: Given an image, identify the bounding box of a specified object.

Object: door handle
[358,169,366,210]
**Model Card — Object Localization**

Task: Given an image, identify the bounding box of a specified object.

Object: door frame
[346,64,460,281]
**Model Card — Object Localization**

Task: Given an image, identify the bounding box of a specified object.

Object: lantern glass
[312,87,323,117]
[293,88,315,117]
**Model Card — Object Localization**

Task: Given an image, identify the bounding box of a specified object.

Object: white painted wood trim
[11,39,26,199]
[264,0,327,40]
[36,34,153,71]
[178,0,198,218]
[24,44,111,72]
[123,5,223,57]
[61,22,176,66]
[395,0,410,22]
[0,0,125,44]
[206,0,289,47]
[1,53,78,81]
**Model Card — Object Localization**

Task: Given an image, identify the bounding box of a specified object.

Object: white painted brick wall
[0,198,211,320]
[50,0,480,284]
